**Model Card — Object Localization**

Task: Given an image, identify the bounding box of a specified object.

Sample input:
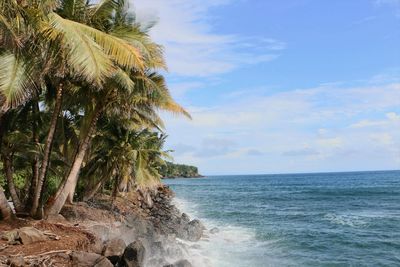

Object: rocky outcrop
[183,219,205,241]
[121,240,146,267]
[145,186,205,242]
[103,238,126,264]
[0,186,205,267]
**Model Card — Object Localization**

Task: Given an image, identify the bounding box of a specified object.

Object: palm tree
[30,0,149,217]
[0,0,191,220]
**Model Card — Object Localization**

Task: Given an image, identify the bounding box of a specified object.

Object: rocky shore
[0,186,206,267]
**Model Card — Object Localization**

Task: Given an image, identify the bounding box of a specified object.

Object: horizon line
[202,169,400,177]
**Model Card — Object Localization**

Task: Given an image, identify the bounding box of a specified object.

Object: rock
[17,227,49,244]
[2,230,19,243]
[7,256,25,267]
[94,257,114,267]
[181,213,190,223]
[71,251,113,267]
[103,238,126,264]
[91,237,104,254]
[185,219,204,241]
[121,240,146,267]
[164,259,193,267]
[89,224,111,242]
[210,227,219,234]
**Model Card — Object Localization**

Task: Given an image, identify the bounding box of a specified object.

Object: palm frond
[0,53,36,111]
[47,13,144,72]
[112,68,135,92]
[0,14,21,47]
[89,0,119,23]
[46,13,114,85]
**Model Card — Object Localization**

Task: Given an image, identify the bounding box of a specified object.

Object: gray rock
[71,251,113,267]
[17,227,49,245]
[181,213,190,223]
[121,240,146,267]
[103,238,126,264]
[185,219,204,241]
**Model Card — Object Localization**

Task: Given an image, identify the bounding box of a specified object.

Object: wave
[172,197,291,267]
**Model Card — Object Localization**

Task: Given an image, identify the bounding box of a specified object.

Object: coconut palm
[0,0,191,220]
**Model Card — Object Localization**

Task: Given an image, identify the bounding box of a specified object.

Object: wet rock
[121,240,146,267]
[181,213,190,223]
[185,219,204,241]
[71,251,113,267]
[103,238,126,264]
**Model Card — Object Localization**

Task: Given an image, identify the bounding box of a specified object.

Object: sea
[164,170,400,267]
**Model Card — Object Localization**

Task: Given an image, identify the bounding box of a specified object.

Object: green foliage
[0,0,191,215]
[159,162,200,178]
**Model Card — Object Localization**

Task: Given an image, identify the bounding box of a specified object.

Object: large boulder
[71,251,113,267]
[185,219,204,241]
[102,238,126,264]
[121,240,146,267]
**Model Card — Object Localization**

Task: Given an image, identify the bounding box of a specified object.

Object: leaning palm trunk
[0,186,14,221]
[31,84,63,216]
[45,105,102,216]
[2,154,22,212]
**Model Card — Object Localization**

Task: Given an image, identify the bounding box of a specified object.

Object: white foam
[172,197,287,267]
[323,213,368,227]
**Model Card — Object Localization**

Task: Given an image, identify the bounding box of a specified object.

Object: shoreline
[0,186,205,267]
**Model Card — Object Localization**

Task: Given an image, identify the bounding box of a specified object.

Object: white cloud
[132,0,285,77]
[370,133,395,146]
[163,81,400,174]
[316,137,343,149]
[350,112,400,128]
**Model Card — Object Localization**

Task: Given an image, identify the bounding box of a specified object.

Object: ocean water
[164,171,400,267]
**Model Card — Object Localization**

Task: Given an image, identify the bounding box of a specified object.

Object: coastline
[0,186,205,267]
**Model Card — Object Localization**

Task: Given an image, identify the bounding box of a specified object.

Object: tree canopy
[0,0,191,220]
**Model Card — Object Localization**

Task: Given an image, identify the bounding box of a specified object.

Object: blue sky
[133,0,400,175]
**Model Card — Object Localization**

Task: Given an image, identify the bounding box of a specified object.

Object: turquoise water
[165,171,400,267]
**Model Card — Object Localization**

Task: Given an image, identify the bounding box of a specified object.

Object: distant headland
[160,161,203,178]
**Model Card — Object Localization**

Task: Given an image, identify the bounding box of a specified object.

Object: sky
[132,0,400,175]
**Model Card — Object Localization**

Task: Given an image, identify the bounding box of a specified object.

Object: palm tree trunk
[0,186,14,221]
[2,154,22,212]
[45,105,102,216]
[26,101,40,211]
[31,84,63,216]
